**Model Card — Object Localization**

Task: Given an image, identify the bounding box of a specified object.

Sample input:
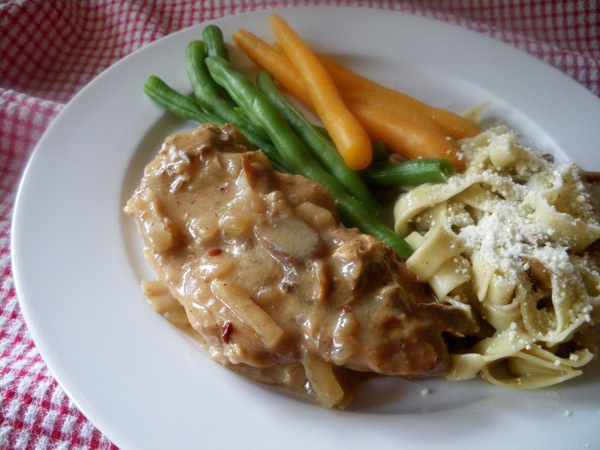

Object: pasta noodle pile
[394,125,600,389]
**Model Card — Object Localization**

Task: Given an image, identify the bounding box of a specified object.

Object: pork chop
[125,124,473,408]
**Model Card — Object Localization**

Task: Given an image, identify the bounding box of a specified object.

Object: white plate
[12,6,600,450]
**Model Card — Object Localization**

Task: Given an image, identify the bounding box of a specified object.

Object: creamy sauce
[125,124,473,408]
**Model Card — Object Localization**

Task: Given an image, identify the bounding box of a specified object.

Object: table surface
[1,1,599,449]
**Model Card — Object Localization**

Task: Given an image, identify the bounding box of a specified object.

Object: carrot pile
[233,15,482,171]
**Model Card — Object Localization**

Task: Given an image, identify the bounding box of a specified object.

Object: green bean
[371,141,390,163]
[205,56,413,258]
[256,71,380,217]
[362,159,456,187]
[201,26,236,105]
[143,75,292,173]
[144,75,221,124]
[186,41,269,140]
[203,25,230,60]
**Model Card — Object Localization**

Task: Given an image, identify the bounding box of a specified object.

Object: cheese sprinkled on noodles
[394,125,600,389]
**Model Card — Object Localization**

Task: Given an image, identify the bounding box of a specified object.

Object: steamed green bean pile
[142,25,456,259]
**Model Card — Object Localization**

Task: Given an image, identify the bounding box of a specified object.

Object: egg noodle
[394,125,600,388]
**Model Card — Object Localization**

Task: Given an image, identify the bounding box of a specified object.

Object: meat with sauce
[125,124,474,408]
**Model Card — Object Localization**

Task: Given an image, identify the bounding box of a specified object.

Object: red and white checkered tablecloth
[1,1,598,449]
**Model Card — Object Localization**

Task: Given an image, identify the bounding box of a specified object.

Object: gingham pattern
[1,1,598,449]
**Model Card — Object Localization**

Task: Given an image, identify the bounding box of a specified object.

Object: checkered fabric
[1,1,598,449]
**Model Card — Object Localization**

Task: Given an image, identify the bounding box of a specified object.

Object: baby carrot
[318,55,482,140]
[232,29,314,108]
[268,14,373,171]
[341,88,448,135]
[349,103,465,171]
